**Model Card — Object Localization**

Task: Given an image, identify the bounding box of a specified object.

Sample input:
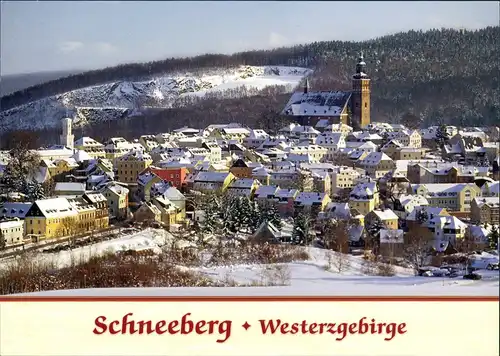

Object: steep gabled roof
[282,91,351,117]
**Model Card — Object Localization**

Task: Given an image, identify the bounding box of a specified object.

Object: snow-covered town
[1,114,499,296]
[0,55,499,297]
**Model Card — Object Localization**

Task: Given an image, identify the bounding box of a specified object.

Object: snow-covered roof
[406,206,448,221]
[194,172,231,183]
[33,198,79,218]
[282,91,351,117]
[74,137,103,147]
[118,149,151,161]
[255,185,280,197]
[54,182,86,192]
[83,191,107,204]
[229,178,259,189]
[315,132,344,146]
[104,183,129,196]
[350,182,377,201]
[35,147,74,159]
[473,197,500,208]
[275,189,299,199]
[322,202,351,219]
[432,215,467,230]
[370,209,399,221]
[294,192,328,205]
[412,183,477,195]
[482,181,499,196]
[173,126,200,134]
[247,129,269,139]
[72,149,92,163]
[398,194,429,208]
[324,123,353,132]
[0,202,33,218]
[359,152,393,166]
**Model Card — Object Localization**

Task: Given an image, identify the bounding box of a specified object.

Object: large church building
[281,53,371,129]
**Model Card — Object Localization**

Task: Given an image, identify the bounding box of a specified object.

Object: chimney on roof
[304,78,309,94]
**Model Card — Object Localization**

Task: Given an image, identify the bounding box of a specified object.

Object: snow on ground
[3,229,498,297]
[0,65,312,133]
[0,228,174,270]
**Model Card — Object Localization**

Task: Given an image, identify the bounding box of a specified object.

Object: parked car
[463,273,482,280]
[486,262,499,270]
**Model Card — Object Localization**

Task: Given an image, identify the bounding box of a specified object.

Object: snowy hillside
[3,229,498,297]
[0,66,311,133]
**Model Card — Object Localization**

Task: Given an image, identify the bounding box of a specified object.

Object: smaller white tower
[60,118,74,149]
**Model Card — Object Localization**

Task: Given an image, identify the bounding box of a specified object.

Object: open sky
[1,1,498,75]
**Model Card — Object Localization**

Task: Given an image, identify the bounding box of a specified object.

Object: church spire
[353,51,368,79]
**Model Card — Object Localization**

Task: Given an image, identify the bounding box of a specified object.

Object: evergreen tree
[23,179,46,201]
[292,213,311,246]
[488,226,499,250]
[1,144,40,195]
[435,124,450,149]
[247,199,261,233]
[200,194,221,235]
[258,202,282,230]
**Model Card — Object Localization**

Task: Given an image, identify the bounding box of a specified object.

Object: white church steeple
[60,117,74,149]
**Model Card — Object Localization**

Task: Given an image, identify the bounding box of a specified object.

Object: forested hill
[1,27,499,128]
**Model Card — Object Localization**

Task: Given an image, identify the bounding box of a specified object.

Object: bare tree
[290,170,313,192]
[401,112,423,130]
[322,219,350,252]
[0,229,6,250]
[330,152,354,167]
[61,217,80,247]
[403,225,431,274]
[456,227,477,274]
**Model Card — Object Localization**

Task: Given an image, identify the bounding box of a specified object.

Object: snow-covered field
[3,229,498,297]
[0,65,311,133]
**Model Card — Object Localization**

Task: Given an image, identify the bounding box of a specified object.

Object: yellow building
[365,209,399,230]
[101,183,129,220]
[208,128,250,143]
[74,137,106,159]
[68,197,97,233]
[104,137,136,161]
[357,152,396,179]
[470,197,500,225]
[393,147,426,161]
[116,150,153,184]
[41,158,79,180]
[24,198,79,241]
[229,159,254,178]
[349,181,380,216]
[324,123,353,137]
[152,196,178,228]
[83,192,110,230]
[227,178,261,198]
[293,192,331,216]
[311,171,331,195]
[288,145,328,163]
[412,183,481,212]
[192,171,235,194]
[330,166,362,194]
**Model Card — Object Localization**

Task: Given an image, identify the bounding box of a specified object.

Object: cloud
[268,32,289,47]
[93,42,118,55]
[57,41,117,56]
[58,41,84,53]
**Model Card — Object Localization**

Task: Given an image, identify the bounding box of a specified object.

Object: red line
[0,296,498,302]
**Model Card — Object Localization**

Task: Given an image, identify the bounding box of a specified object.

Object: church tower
[350,52,371,129]
[60,117,74,149]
